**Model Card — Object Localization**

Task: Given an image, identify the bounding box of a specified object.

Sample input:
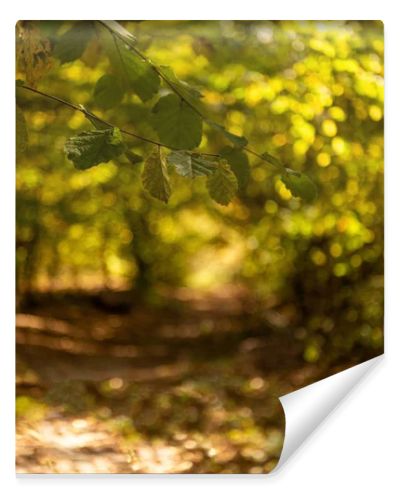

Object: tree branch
[96,20,282,170]
[19,84,219,156]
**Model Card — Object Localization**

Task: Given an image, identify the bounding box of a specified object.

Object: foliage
[53,21,95,64]
[64,128,125,170]
[220,147,250,191]
[16,19,297,206]
[93,74,124,110]
[141,147,171,203]
[281,169,317,202]
[151,94,203,150]
[98,26,160,102]
[167,151,218,178]
[206,160,238,205]
[16,21,52,87]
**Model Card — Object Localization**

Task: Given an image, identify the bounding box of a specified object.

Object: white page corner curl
[274,354,383,472]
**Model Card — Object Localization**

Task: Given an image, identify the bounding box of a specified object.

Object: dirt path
[15,289,360,474]
[17,416,133,474]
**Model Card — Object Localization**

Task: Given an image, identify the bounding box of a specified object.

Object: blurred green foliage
[16,20,383,362]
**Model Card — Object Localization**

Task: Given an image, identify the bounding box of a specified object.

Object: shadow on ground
[16,286,374,473]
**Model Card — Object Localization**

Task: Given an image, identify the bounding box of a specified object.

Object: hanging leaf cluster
[16,20,318,206]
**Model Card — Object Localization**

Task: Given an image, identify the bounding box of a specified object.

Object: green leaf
[220,147,250,191]
[166,151,192,177]
[206,160,238,205]
[97,24,160,102]
[93,74,124,109]
[158,65,203,109]
[79,106,111,130]
[54,21,94,64]
[125,150,143,165]
[16,106,28,154]
[64,128,125,170]
[142,148,171,203]
[167,151,217,178]
[85,115,112,131]
[115,39,160,101]
[281,169,318,202]
[99,20,137,46]
[189,154,219,176]
[207,120,247,148]
[152,94,202,150]
[261,152,284,169]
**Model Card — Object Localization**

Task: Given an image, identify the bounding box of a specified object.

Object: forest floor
[16,286,366,474]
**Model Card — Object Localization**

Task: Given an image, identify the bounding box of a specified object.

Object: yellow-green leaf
[281,169,318,202]
[220,147,250,191]
[206,160,238,205]
[152,94,202,150]
[142,148,171,203]
[207,120,247,148]
[93,74,124,109]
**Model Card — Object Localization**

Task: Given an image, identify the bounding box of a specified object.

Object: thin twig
[19,84,218,157]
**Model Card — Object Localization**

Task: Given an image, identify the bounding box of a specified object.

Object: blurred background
[16,20,383,473]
